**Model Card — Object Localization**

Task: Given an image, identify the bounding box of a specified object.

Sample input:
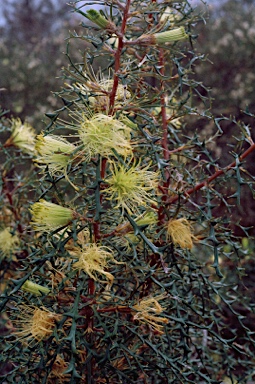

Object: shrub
[1,1,255,383]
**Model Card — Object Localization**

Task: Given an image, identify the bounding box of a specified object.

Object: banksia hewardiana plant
[2,1,255,383]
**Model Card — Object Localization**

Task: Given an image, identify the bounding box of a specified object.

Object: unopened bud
[21,280,50,296]
[85,9,116,31]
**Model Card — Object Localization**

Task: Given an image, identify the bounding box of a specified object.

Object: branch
[109,0,131,114]
[167,142,255,206]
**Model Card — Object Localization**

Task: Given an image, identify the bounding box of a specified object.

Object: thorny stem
[2,174,24,234]
[158,45,170,225]
[108,0,131,115]
[167,142,255,206]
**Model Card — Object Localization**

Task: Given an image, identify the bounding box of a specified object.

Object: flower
[78,113,132,160]
[30,199,75,232]
[13,305,61,345]
[21,280,50,296]
[4,118,36,155]
[0,227,19,259]
[133,294,169,333]
[166,218,194,249]
[34,134,76,176]
[72,243,120,283]
[104,161,159,213]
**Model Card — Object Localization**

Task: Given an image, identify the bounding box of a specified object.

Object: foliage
[1,1,255,383]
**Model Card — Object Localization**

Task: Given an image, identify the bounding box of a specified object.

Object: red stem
[167,142,255,206]
[108,0,131,115]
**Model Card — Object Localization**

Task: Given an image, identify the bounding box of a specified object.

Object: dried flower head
[0,227,19,259]
[76,78,131,112]
[4,118,36,155]
[47,355,70,384]
[72,243,121,283]
[166,218,194,249]
[133,294,169,333]
[104,161,159,213]
[34,134,76,176]
[30,199,75,232]
[79,113,132,160]
[13,305,61,345]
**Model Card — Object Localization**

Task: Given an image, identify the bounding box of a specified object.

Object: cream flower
[72,243,120,283]
[13,305,61,345]
[104,161,159,213]
[30,199,75,232]
[78,113,132,160]
[4,118,36,154]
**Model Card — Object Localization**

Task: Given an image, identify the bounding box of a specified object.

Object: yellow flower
[34,134,76,176]
[4,118,36,155]
[166,218,194,249]
[30,199,75,232]
[13,305,61,345]
[0,227,19,259]
[133,294,169,334]
[72,243,120,283]
[21,280,50,296]
[78,113,132,160]
[104,161,159,213]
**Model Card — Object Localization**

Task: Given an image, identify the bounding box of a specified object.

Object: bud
[85,9,116,32]
[154,27,188,44]
[137,26,188,46]
[21,280,50,296]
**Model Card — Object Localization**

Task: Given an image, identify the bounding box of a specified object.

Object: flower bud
[21,280,50,296]
[85,9,116,31]
[138,26,188,46]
